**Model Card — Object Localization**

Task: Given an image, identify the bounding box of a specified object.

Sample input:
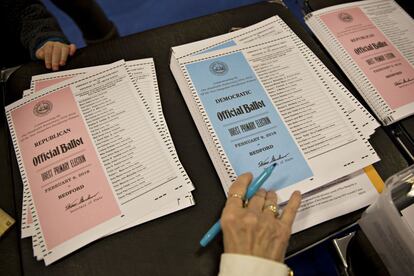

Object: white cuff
[218,253,289,276]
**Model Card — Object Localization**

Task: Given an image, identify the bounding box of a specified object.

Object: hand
[35,41,76,71]
[220,173,301,262]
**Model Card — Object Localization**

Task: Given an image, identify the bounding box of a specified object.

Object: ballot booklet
[305,0,414,125]
[170,15,382,229]
[6,59,194,265]
[171,15,380,202]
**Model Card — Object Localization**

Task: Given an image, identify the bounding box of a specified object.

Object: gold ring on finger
[263,203,278,215]
[229,193,244,200]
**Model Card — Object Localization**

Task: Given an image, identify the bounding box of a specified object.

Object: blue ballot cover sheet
[197,40,237,54]
[185,52,313,190]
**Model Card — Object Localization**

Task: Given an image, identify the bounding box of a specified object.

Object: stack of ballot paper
[306,0,414,125]
[170,16,384,233]
[5,59,194,265]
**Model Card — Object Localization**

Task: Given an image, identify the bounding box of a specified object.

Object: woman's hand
[220,173,301,262]
[35,41,76,71]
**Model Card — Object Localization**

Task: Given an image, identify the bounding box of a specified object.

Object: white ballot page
[178,36,379,202]
[7,61,193,264]
[21,60,194,242]
[306,0,414,124]
[68,61,193,229]
[171,16,378,137]
[291,167,381,233]
[113,60,195,232]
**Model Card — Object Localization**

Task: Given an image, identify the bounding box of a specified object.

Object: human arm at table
[35,41,76,71]
[19,0,76,70]
[218,173,301,275]
[219,253,289,276]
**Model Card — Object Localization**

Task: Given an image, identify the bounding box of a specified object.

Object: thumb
[36,48,45,60]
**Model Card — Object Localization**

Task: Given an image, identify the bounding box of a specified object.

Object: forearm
[19,0,69,59]
[219,254,289,276]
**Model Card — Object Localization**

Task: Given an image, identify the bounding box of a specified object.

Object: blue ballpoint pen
[199,163,277,247]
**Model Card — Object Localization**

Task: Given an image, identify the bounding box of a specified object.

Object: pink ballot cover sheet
[320,7,414,110]
[10,86,121,250]
[33,76,73,92]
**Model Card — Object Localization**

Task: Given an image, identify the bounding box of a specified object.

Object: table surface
[0,2,410,275]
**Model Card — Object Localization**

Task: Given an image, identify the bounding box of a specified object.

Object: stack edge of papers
[6,59,194,265]
[169,15,383,234]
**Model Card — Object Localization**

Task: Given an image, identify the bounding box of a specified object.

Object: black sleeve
[19,0,69,59]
